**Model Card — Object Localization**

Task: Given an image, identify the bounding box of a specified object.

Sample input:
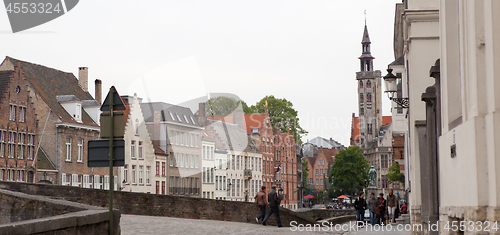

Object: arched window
[367,93,372,102]
[360,93,364,102]
[367,80,372,88]
[360,81,363,88]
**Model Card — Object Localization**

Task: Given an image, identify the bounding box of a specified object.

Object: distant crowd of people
[354,189,408,226]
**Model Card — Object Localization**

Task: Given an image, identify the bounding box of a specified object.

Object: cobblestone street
[120,215,411,235]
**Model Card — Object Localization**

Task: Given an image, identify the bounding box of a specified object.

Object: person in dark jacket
[354,192,367,225]
[377,193,387,225]
[262,185,283,227]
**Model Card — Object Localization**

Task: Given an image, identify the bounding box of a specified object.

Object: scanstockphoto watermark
[3,0,79,33]
[289,221,441,232]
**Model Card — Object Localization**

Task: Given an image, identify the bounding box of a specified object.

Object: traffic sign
[101,86,126,111]
[88,139,125,167]
[100,112,125,138]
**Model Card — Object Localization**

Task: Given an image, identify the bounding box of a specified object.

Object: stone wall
[294,208,355,221]
[0,181,318,227]
[0,188,120,235]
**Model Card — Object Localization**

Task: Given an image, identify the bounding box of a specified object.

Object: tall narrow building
[356,24,382,149]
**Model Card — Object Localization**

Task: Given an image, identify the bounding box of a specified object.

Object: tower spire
[359,22,374,71]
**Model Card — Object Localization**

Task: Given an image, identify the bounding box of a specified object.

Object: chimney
[78,67,88,92]
[94,79,102,104]
[198,102,206,126]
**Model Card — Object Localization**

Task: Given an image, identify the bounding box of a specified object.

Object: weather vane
[364,10,367,25]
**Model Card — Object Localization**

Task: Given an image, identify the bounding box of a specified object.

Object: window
[203,167,206,183]
[162,181,165,194]
[169,112,175,121]
[135,119,139,135]
[66,137,72,161]
[176,114,182,123]
[316,169,318,175]
[180,153,184,167]
[19,107,26,122]
[320,179,323,185]
[190,116,196,124]
[131,140,136,159]
[169,153,174,167]
[162,162,166,176]
[367,124,373,134]
[9,105,16,121]
[27,134,34,160]
[360,108,364,115]
[359,81,363,88]
[146,166,151,185]
[156,161,160,175]
[359,93,363,102]
[215,176,218,190]
[195,155,199,168]
[139,166,143,184]
[17,133,24,159]
[138,141,143,159]
[316,179,319,185]
[203,146,206,159]
[367,93,372,102]
[367,80,372,88]
[320,169,323,175]
[183,115,189,123]
[77,139,83,162]
[132,165,136,184]
[124,165,128,183]
[0,131,5,158]
[156,181,160,194]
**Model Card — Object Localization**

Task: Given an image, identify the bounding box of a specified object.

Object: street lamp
[383,68,409,108]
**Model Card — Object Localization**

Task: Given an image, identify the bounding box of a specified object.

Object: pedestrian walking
[367,193,377,226]
[261,185,283,227]
[386,189,398,223]
[354,192,367,226]
[377,193,387,225]
[254,186,267,223]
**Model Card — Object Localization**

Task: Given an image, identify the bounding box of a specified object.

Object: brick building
[0,56,116,187]
[303,136,344,198]
[0,67,37,183]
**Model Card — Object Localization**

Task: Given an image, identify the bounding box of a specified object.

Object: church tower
[356,23,382,149]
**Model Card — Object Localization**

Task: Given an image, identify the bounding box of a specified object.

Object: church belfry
[360,25,374,71]
[356,23,382,149]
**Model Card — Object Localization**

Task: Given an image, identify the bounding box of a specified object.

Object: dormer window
[75,104,82,122]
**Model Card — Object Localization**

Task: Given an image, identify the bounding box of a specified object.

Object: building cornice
[55,122,100,132]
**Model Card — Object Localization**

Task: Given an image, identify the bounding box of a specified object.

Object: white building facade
[201,138,215,199]
[119,95,155,193]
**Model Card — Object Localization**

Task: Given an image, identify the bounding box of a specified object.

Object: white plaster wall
[121,94,155,194]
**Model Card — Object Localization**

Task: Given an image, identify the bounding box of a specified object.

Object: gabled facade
[119,95,155,193]
[0,57,116,188]
[0,68,37,183]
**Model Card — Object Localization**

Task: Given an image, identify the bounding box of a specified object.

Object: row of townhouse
[205,103,300,209]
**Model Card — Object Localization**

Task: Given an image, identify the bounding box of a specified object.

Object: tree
[328,146,369,197]
[386,162,404,185]
[302,159,310,196]
[251,95,307,142]
[196,96,253,116]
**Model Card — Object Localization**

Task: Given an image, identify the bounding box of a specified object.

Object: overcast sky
[0,0,402,146]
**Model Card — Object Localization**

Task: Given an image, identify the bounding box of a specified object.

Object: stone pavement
[121,215,411,235]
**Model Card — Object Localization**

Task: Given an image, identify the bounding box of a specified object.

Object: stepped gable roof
[1,56,97,126]
[0,70,13,100]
